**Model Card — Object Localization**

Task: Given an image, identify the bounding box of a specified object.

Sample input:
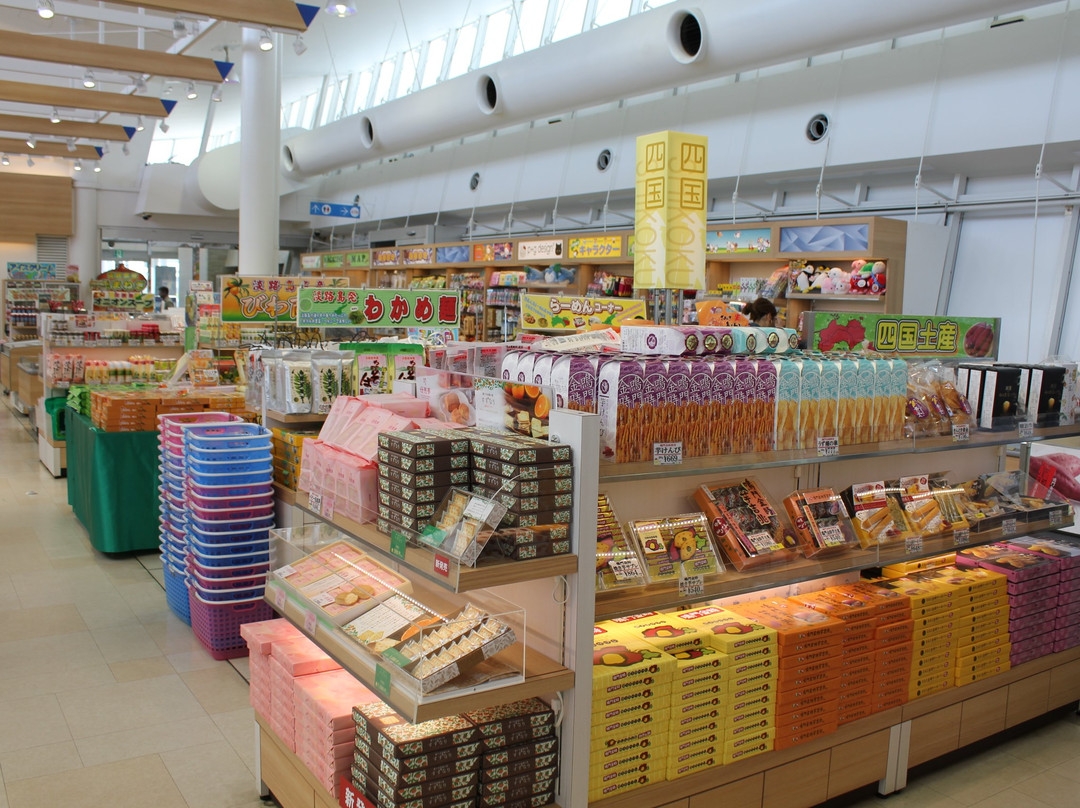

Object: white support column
[71,184,99,301]
[239,27,281,277]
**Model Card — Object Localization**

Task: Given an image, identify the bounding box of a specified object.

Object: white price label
[322,496,335,520]
[819,525,847,547]
[307,491,323,514]
[273,564,296,578]
[817,436,839,457]
[905,536,924,554]
[609,557,643,581]
[1019,421,1035,439]
[953,528,970,547]
[952,424,970,442]
[653,442,683,466]
[1050,510,1063,526]
[272,585,286,610]
[463,497,496,522]
[310,592,335,607]
[302,609,317,636]
[679,575,705,598]
[1002,518,1017,536]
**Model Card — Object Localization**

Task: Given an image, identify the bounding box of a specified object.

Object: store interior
[2,2,1080,808]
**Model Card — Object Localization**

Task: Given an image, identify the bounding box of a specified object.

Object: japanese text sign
[297,288,461,328]
[568,235,622,259]
[520,293,646,330]
[7,262,58,280]
[218,275,348,323]
[805,312,1001,359]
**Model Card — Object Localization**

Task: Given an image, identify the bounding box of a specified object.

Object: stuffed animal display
[790,259,886,296]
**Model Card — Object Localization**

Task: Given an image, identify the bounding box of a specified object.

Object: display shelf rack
[595,515,1071,620]
[784,293,882,302]
[265,410,328,424]
[294,490,579,592]
[265,576,574,724]
[598,424,1080,483]
[256,715,340,808]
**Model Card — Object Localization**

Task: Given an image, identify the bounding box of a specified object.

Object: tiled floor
[0,397,268,808]
[1,396,1078,808]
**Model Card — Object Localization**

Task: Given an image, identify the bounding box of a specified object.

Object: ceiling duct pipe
[281,0,1055,179]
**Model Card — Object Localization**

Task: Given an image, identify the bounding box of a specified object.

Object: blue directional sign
[310,202,361,218]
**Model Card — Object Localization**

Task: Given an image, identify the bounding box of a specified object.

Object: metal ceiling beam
[0,136,100,158]
[99,1,319,32]
[0,79,176,117]
[0,29,232,83]
[0,112,135,140]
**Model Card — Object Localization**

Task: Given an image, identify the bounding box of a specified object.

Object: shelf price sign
[297,288,461,329]
[373,665,392,699]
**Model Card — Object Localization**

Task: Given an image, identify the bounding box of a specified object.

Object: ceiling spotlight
[172,16,186,39]
[1,155,9,167]
[93,165,102,173]
[37,0,54,20]
[26,135,36,149]
[293,35,308,56]
[135,116,145,132]
[185,82,197,100]
[100,143,109,155]
[122,142,129,156]
[50,108,61,124]
[324,2,357,17]
[258,29,274,51]
[159,120,170,134]
[66,138,76,152]
[73,160,82,171]
[83,70,96,89]
[211,86,222,103]
[26,157,34,167]
[134,76,147,93]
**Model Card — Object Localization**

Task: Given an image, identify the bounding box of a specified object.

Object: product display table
[66,410,160,553]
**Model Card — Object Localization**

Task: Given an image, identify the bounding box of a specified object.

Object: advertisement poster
[7,261,58,280]
[568,235,622,260]
[437,245,470,263]
[371,249,401,267]
[705,228,771,254]
[402,247,433,266]
[517,239,563,261]
[805,312,1001,359]
[91,290,155,313]
[520,293,646,330]
[296,288,461,328]
[474,242,513,262]
[415,367,552,438]
[218,275,348,323]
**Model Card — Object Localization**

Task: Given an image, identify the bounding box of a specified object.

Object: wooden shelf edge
[785,293,882,302]
[273,482,297,506]
[266,410,328,424]
[257,715,337,807]
[295,490,579,592]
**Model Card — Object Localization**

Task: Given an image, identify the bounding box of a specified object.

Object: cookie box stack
[239,619,303,721]
[956,543,1061,666]
[464,698,558,808]
[376,430,472,535]
[727,599,844,750]
[268,637,342,751]
[1004,534,1080,652]
[271,427,318,491]
[351,702,482,808]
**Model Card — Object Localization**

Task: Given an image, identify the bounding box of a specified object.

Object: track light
[293,35,307,56]
[158,120,169,134]
[26,157,34,167]
[73,160,82,171]
[258,29,274,51]
[135,116,145,132]
[83,70,96,89]
[50,108,61,124]
[37,0,54,19]
[185,82,197,100]
[122,142,130,156]
[100,143,109,155]
[26,135,36,149]
[134,76,147,93]
[1,155,8,166]
[324,2,357,17]
[211,86,222,103]
[93,165,101,173]
[172,17,186,39]
[66,138,76,152]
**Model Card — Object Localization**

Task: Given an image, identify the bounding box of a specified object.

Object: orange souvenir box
[839,653,876,685]
[838,703,873,725]
[838,683,874,705]
[844,637,877,657]
[774,717,838,751]
[824,582,912,623]
[788,589,879,631]
[875,642,913,674]
[671,606,778,655]
[776,658,840,693]
[775,697,839,727]
[727,599,844,655]
[874,692,909,712]
[775,683,837,715]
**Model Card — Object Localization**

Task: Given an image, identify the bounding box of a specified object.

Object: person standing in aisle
[744,297,778,327]
[157,285,174,311]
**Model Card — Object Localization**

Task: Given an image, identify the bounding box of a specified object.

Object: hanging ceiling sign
[89,267,147,291]
[219,275,348,323]
[297,288,461,329]
[309,201,361,218]
[520,293,646,330]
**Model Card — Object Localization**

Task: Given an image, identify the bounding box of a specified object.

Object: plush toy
[870,261,887,294]
[826,267,850,294]
[850,266,872,294]
[792,263,816,293]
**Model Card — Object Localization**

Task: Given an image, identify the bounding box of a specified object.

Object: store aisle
[0,399,269,808]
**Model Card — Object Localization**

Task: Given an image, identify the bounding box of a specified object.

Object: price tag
[322,496,335,520]
[609,557,643,581]
[653,442,683,466]
[308,491,323,514]
[1050,509,1064,526]
[819,525,846,547]
[272,584,286,611]
[389,530,408,559]
[953,528,970,547]
[273,564,296,578]
[817,436,839,457]
[905,536,924,554]
[373,664,392,699]
[463,497,495,522]
[679,575,704,598]
[1019,421,1034,439]
[310,592,335,607]
[433,554,450,577]
[303,609,317,637]
[952,424,970,442]
[1002,518,1017,536]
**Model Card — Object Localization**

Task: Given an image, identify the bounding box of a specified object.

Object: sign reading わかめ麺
[219,276,348,323]
[520,293,646,330]
[805,312,1002,359]
[297,288,461,328]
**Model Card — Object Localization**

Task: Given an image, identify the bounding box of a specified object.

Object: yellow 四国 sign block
[634,130,708,290]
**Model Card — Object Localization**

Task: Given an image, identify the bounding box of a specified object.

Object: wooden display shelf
[272,482,297,506]
[784,293,881,302]
[265,410,328,424]
[295,490,579,593]
[595,516,1070,619]
[257,715,338,808]
[598,424,1080,483]
[266,581,574,724]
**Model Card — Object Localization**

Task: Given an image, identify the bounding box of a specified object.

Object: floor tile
[167,646,221,673]
[74,591,141,629]
[0,603,85,642]
[229,656,252,683]
[0,664,116,704]
[996,717,1080,769]
[181,666,253,715]
[5,754,187,808]
[1010,770,1080,808]
[91,623,164,663]
[160,740,260,808]
[968,789,1055,808]
[1046,753,1080,784]
[0,576,20,612]
[0,631,105,682]
[109,656,175,683]
[211,708,258,775]
[844,779,966,808]
[75,716,224,768]
[145,616,209,655]
[0,740,82,782]
[0,694,71,754]
[57,674,207,739]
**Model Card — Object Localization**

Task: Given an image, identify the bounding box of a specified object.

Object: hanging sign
[309,201,361,218]
[520,293,646,330]
[296,288,461,328]
[706,228,772,255]
[402,247,433,266]
[300,254,322,269]
[218,275,348,323]
[371,249,401,267]
[474,242,513,262]
[517,239,563,261]
[634,130,708,290]
[804,312,1002,359]
[7,262,58,280]
[322,254,345,269]
[91,290,155,313]
[568,236,622,260]
[89,266,147,292]
[346,251,370,267]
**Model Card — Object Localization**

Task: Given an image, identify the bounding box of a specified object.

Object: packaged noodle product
[783,488,859,557]
[694,478,799,571]
[626,513,723,583]
[845,481,918,548]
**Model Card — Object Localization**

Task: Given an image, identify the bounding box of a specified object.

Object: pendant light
[36,0,54,19]
[325,2,357,17]
[258,29,274,51]
[83,70,96,89]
